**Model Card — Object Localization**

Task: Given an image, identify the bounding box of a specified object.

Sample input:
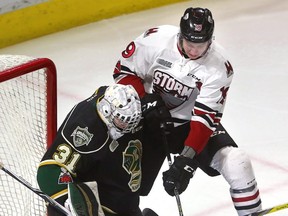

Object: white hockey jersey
[114,25,234,153]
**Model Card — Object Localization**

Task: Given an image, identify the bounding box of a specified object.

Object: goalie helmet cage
[0,55,57,216]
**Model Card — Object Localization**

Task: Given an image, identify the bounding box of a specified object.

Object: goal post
[0,55,57,216]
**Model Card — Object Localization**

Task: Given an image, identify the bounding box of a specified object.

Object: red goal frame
[0,57,57,147]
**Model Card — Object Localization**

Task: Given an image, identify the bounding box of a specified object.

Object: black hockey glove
[141,93,173,131]
[162,156,197,196]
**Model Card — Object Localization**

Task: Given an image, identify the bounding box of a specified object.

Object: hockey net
[0,55,57,216]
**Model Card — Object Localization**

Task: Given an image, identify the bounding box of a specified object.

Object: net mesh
[0,55,55,216]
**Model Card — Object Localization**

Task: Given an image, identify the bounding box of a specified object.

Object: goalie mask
[97,84,142,138]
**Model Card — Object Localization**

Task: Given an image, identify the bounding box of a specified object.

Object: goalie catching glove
[162,156,198,196]
[141,93,173,131]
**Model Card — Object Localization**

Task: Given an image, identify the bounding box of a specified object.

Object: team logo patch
[194,24,202,32]
[71,126,93,147]
[58,168,73,184]
[156,58,172,68]
[122,140,142,192]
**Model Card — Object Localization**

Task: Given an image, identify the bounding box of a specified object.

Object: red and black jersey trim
[194,102,222,126]
[113,64,136,79]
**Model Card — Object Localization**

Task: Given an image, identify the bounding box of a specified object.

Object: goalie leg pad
[68,181,105,216]
[210,146,262,215]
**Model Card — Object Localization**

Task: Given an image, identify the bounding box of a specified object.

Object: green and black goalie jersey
[37,86,144,215]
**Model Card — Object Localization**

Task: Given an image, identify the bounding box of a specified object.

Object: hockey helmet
[180,7,214,43]
[97,84,142,134]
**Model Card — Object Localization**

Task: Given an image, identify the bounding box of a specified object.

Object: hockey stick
[251,202,288,216]
[0,161,70,216]
[160,123,184,216]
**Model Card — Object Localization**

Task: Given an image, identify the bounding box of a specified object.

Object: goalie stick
[251,202,288,216]
[0,162,70,216]
[160,123,184,216]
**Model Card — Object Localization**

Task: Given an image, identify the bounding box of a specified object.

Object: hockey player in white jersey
[113,7,262,216]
